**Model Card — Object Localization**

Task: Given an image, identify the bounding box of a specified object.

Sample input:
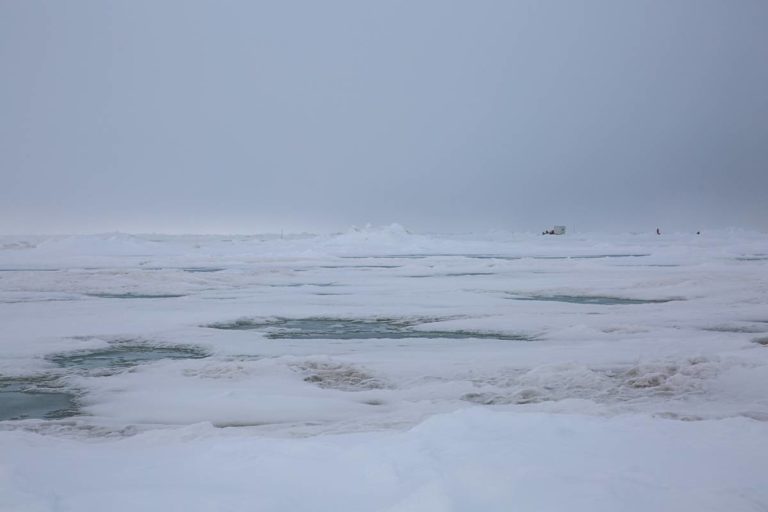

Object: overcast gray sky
[1,1,767,234]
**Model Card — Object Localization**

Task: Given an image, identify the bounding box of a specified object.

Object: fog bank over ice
[2,1,767,234]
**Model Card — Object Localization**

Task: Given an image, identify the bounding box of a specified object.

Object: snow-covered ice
[1,226,767,511]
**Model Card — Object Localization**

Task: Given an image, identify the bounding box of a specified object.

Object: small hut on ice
[543,226,566,235]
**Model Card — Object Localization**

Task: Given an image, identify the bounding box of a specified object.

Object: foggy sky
[2,1,767,234]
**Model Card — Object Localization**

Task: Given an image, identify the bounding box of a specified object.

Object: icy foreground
[1,226,767,511]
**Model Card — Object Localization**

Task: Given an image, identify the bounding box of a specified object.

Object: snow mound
[317,224,463,256]
[2,409,767,511]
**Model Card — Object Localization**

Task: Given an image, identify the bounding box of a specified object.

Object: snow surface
[1,226,767,511]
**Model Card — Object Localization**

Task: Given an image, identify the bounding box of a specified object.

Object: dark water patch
[618,264,681,268]
[525,254,649,260]
[703,325,767,334]
[738,411,768,421]
[1,295,81,304]
[571,254,650,259]
[3,300,76,305]
[342,254,452,259]
[267,283,337,288]
[181,267,225,273]
[406,272,495,278]
[753,337,768,346]
[0,268,60,272]
[465,255,521,261]
[343,254,521,261]
[445,272,495,276]
[206,317,532,341]
[735,256,768,261]
[49,343,209,370]
[86,293,186,299]
[213,421,272,428]
[316,265,401,269]
[510,294,677,305]
[0,376,78,421]
[358,253,649,261]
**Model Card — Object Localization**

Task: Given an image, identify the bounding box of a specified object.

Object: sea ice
[1,227,767,510]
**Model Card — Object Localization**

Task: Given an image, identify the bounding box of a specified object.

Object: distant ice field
[1,225,767,511]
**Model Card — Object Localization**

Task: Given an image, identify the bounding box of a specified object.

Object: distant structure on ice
[543,225,566,235]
